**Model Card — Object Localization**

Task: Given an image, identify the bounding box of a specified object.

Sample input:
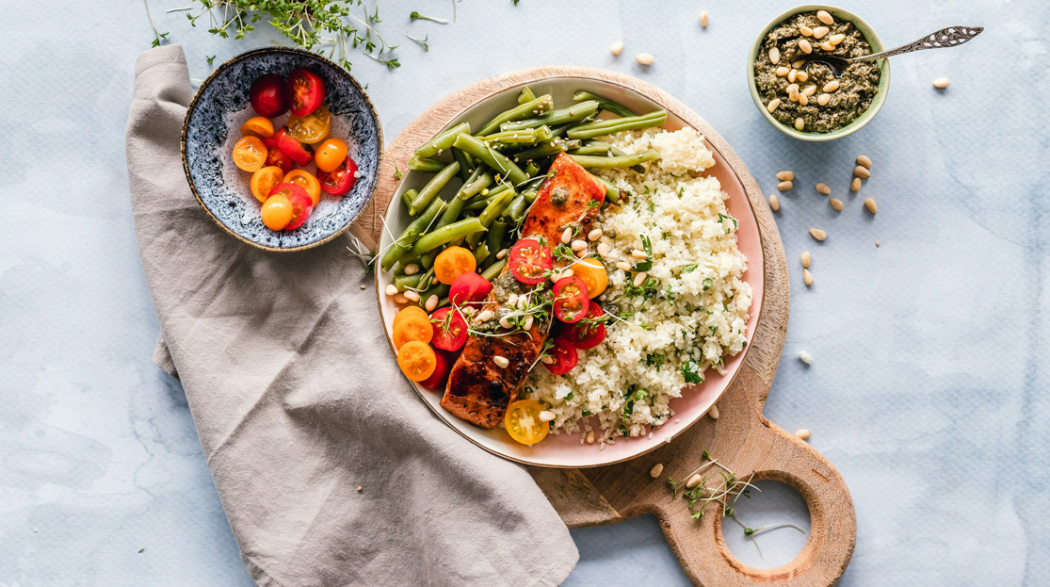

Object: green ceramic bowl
[747,5,890,141]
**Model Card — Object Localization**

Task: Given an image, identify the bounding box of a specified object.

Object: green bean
[473,241,490,265]
[515,139,581,161]
[408,155,446,173]
[476,95,554,136]
[487,219,508,258]
[466,181,511,207]
[451,147,475,180]
[594,175,621,203]
[569,145,614,156]
[409,161,460,215]
[524,161,540,176]
[453,134,528,185]
[407,218,486,258]
[500,100,600,132]
[482,125,554,147]
[467,190,514,247]
[416,266,436,291]
[518,85,536,104]
[572,90,637,118]
[481,258,507,281]
[566,110,668,140]
[381,196,446,270]
[416,122,471,158]
[401,188,419,211]
[456,169,493,201]
[421,187,472,269]
[522,188,539,204]
[502,195,527,222]
[394,273,422,291]
[569,149,660,169]
[419,282,450,306]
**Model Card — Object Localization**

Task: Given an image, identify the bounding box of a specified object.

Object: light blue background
[2,0,1047,585]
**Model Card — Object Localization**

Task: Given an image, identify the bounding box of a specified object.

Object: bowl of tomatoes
[181,47,382,252]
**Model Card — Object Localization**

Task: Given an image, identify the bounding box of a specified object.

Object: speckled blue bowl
[181,47,382,252]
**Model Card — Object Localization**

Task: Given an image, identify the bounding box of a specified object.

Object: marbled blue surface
[2,0,1047,585]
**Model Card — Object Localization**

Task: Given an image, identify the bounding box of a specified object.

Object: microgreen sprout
[410,11,448,23]
[405,32,429,51]
[144,0,170,48]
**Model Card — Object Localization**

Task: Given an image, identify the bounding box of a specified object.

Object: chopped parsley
[682,360,704,384]
[703,278,714,291]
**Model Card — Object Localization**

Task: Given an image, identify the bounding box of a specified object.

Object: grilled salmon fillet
[441,153,607,428]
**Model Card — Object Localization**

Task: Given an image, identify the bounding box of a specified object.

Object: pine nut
[611,41,624,55]
[393,293,407,304]
[477,310,493,322]
[794,117,805,131]
[933,77,950,89]
[796,70,809,82]
[876,240,881,247]
[571,239,587,252]
[385,284,398,296]
[561,227,572,244]
[813,26,830,39]
[633,271,648,287]
[586,430,595,443]
[800,25,813,37]
[493,355,509,368]
[775,66,790,77]
[588,228,603,241]
[776,171,794,181]
[786,83,799,95]
[768,194,780,212]
[700,11,709,28]
[597,243,611,256]
[817,9,834,24]
[801,251,811,268]
[767,98,782,113]
[788,90,800,103]
[686,473,703,489]
[542,356,555,365]
[851,177,861,192]
[650,463,664,478]
[632,249,649,260]
[496,248,508,259]
[777,180,793,191]
[768,47,781,64]
[616,261,631,271]
[523,315,534,331]
[636,53,654,65]
[403,263,420,276]
[788,69,797,83]
[816,183,831,195]
[507,293,518,307]
[560,268,574,279]
[798,93,809,106]
[857,155,872,169]
[708,404,720,420]
[499,316,513,329]
[803,268,814,286]
[802,84,817,97]
[809,228,827,241]
[823,79,840,92]
[864,198,878,214]
[403,290,420,302]
[820,41,835,51]
[795,429,812,440]
[854,165,871,179]
[792,59,805,68]
[829,33,845,45]
[799,39,812,54]
[425,295,438,312]
[798,350,813,364]
[829,198,843,211]
[539,410,555,422]
[817,93,831,106]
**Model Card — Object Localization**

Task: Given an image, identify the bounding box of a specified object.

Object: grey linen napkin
[126,45,577,587]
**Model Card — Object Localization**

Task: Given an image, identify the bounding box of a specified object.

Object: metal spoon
[804,25,983,77]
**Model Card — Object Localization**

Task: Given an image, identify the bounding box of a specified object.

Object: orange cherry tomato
[250,166,285,203]
[315,138,348,173]
[240,116,275,139]
[232,136,268,172]
[287,105,331,145]
[283,169,322,206]
[504,400,550,445]
[261,194,294,230]
[392,312,433,350]
[397,341,437,382]
[571,257,609,299]
[393,305,428,330]
[434,247,477,285]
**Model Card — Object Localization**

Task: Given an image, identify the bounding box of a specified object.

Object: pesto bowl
[747,5,890,142]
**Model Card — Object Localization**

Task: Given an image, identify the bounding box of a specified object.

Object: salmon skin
[441,153,607,429]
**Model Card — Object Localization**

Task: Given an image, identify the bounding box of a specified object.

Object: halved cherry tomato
[552,276,590,323]
[266,183,313,231]
[315,138,348,173]
[508,239,553,285]
[568,302,606,349]
[287,69,325,117]
[240,116,275,139]
[316,156,357,196]
[287,105,331,145]
[420,349,453,391]
[393,305,428,330]
[397,340,437,382]
[232,136,268,172]
[572,257,609,299]
[449,272,492,307]
[261,194,294,231]
[274,127,315,167]
[283,169,322,206]
[543,336,578,376]
[261,137,293,173]
[250,166,285,203]
[434,247,477,285]
[430,307,469,352]
[504,399,550,445]
[250,74,289,118]
[392,311,433,350]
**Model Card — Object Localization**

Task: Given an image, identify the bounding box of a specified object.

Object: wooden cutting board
[352,66,856,587]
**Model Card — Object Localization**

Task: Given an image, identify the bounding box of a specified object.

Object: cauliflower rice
[524,128,752,443]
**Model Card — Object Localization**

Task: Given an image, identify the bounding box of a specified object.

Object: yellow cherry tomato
[250,166,285,203]
[397,341,437,382]
[232,136,268,172]
[504,400,549,446]
[261,193,294,230]
[240,116,275,139]
[286,105,331,144]
[315,138,349,173]
[392,312,433,350]
[283,169,322,206]
[571,257,609,298]
[393,305,428,330]
[434,246,477,285]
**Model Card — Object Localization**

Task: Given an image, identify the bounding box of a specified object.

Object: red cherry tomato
[267,183,313,231]
[287,69,326,117]
[419,348,454,391]
[274,127,315,167]
[568,302,606,349]
[449,272,492,308]
[429,307,469,352]
[508,239,553,285]
[317,156,358,196]
[552,276,590,323]
[544,336,578,376]
[261,137,293,173]
[249,74,289,118]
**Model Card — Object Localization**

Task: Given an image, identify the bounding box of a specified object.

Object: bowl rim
[746,4,891,142]
[180,46,384,253]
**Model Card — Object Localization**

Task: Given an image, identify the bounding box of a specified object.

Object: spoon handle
[853,26,984,62]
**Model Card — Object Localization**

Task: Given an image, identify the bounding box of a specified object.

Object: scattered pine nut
[794,117,805,131]
[650,463,665,478]
[523,315,534,331]
[786,83,800,95]
[611,41,624,55]
[425,295,438,312]
[851,177,862,192]
[799,93,809,106]
[686,473,703,489]
[493,355,510,368]
[777,180,793,191]
[571,239,587,252]
[812,26,830,39]
[616,261,632,272]
[791,59,805,68]
[776,171,794,181]
[864,198,878,214]
[561,227,573,244]
[633,271,648,287]
[700,11,710,28]
[823,79,840,92]
[816,9,834,25]
[854,165,871,179]
[803,268,814,286]
[799,39,812,54]
[597,243,611,256]
[393,293,407,304]
[403,290,420,302]
[795,429,812,440]
[820,41,835,52]
[476,309,493,322]
[632,249,649,260]
[816,183,831,195]
[933,77,950,89]
[817,93,831,106]
[857,155,872,169]
[829,33,845,45]
[802,84,817,97]
[636,53,654,65]
[541,355,555,365]
[586,430,595,444]
[360,284,367,290]
[800,25,813,37]
[403,263,420,275]
[767,98,782,113]
[768,194,780,212]
[796,70,809,82]
[798,350,813,365]
[357,486,363,492]
[588,228,603,241]
[829,198,844,211]
[539,410,555,422]
[788,69,797,83]
[809,228,827,241]
[775,66,790,77]
[496,248,508,259]
[768,47,780,64]
[800,251,811,268]
[708,404,720,420]
[385,284,398,296]
[876,240,881,247]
